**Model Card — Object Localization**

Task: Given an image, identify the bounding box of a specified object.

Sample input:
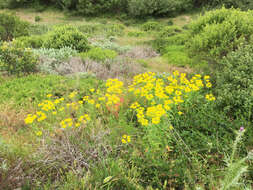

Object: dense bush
[186,7,253,58]
[128,0,193,17]
[215,45,253,120]
[43,25,89,52]
[3,0,253,17]
[0,13,29,41]
[194,0,253,10]
[0,42,38,76]
[76,0,128,15]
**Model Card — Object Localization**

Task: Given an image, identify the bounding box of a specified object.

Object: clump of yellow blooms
[205,94,216,101]
[24,71,215,138]
[129,72,214,126]
[122,135,131,144]
[105,79,124,106]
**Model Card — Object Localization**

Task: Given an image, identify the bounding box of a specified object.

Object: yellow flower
[69,91,77,98]
[96,104,101,108]
[54,99,60,104]
[122,135,131,144]
[88,99,95,105]
[169,125,174,130]
[206,82,212,88]
[205,94,216,101]
[36,131,42,136]
[204,75,210,80]
[47,94,52,98]
[178,111,183,115]
[24,114,37,124]
[89,88,95,93]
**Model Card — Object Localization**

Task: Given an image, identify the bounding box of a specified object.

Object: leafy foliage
[14,35,44,48]
[186,7,253,58]
[0,42,38,76]
[128,0,193,17]
[0,13,29,41]
[43,25,89,52]
[215,45,253,120]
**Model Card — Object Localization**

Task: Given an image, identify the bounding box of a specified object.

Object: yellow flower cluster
[146,104,166,124]
[24,111,47,124]
[205,94,216,101]
[129,71,214,126]
[122,135,131,144]
[105,79,123,106]
[204,75,212,88]
[24,71,215,139]
[60,118,73,128]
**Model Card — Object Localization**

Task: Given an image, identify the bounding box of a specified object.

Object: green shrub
[215,45,253,120]
[34,15,41,22]
[0,42,38,76]
[128,0,193,17]
[186,7,253,58]
[14,35,44,48]
[194,0,253,10]
[0,13,29,41]
[80,47,118,62]
[141,21,163,32]
[76,0,128,15]
[43,25,89,52]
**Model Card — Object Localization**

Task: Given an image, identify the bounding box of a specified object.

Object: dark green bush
[215,45,253,120]
[35,15,42,22]
[186,7,253,58]
[128,0,193,17]
[43,25,89,52]
[194,0,253,10]
[76,0,128,15]
[0,13,29,41]
[0,42,38,76]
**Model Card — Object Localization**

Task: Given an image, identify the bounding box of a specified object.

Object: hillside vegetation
[0,4,253,190]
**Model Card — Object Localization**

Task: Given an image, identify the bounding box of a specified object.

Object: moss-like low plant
[80,47,118,62]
